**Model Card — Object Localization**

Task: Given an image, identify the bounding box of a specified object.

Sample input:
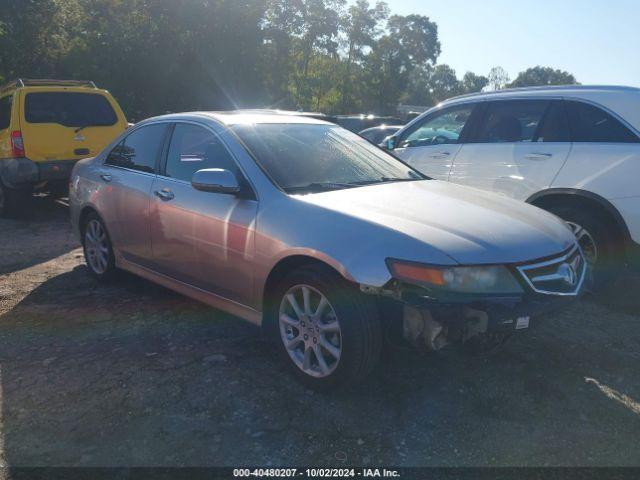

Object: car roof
[429,84,640,134]
[141,111,333,126]
[443,84,640,104]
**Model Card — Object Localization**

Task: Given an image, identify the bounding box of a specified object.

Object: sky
[380,0,640,86]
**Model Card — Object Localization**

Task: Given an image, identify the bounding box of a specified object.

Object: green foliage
[0,1,578,119]
[509,66,579,88]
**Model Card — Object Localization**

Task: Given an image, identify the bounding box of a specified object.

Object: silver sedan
[70,112,585,389]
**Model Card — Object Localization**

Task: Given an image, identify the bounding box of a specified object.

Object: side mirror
[385,136,397,150]
[191,168,240,194]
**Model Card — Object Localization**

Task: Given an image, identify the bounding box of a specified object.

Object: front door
[393,103,478,180]
[149,122,258,306]
[449,99,572,200]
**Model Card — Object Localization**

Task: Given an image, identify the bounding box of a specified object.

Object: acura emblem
[74,134,86,141]
[557,262,577,286]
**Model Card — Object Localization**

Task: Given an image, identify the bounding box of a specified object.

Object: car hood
[296,180,575,265]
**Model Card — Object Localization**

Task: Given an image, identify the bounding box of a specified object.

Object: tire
[547,205,619,290]
[266,264,382,390]
[0,179,32,218]
[82,212,117,282]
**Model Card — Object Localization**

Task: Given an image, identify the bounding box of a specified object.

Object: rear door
[552,99,640,244]
[393,103,478,181]
[19,89,127,162]
[449,99,571,200]
[98,123,168,266]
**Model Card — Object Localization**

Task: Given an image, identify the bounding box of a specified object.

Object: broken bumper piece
[399,290,576,351]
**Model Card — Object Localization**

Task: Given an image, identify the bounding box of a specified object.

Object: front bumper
[389,285,579,351]
[403,289,576,332]
[0,157,78,187]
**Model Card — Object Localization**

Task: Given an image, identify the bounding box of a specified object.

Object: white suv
[387,85,640,285]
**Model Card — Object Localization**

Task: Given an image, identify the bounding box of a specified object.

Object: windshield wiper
[74,125,91,133]
[348,176,423,186]
[285,182,358,194]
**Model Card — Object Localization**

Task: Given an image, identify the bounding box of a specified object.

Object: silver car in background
[69,112,585,389]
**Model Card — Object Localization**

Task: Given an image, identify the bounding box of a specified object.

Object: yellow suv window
[24,92,117,128]
[0,96,11,130]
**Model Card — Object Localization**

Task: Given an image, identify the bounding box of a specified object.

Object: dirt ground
[0,195,639,468]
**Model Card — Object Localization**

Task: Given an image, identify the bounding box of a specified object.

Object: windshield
[232,123,423,194]
[24,92,118,128]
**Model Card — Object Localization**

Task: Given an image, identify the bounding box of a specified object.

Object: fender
[526,188,633,247]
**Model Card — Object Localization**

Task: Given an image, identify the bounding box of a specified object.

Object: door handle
[430,151,450,159]
[154,188,175,201]
[100,174,112,182]
[525,152,553,160]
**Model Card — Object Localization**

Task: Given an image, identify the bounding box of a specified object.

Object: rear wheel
[547,205,618,290]
[268,265,382,390]
[82,212,117,281]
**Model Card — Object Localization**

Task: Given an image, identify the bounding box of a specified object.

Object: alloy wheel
[84,219,110,274]
[279,284,342,378]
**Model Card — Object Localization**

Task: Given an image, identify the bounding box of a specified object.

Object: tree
[366,14,440,113]
[339,0,389,111]
[509,66,578,87]
[487,66,510,91]
[428,64,464,103]
[462,71,488,93]
[0,0,85,79]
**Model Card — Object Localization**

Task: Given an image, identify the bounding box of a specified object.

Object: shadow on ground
[0,195,77,275]
[1,261,639,467]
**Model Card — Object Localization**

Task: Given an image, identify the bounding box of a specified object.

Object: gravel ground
[0,195,639,467]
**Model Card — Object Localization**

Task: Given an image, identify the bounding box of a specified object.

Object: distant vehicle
[358,125,403,145]
[335,114,403,132]
[0,79,128,216]
[70,111,584,389]
[386,85,640,286]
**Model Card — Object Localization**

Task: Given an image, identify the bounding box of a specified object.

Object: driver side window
[164,123,239,182]
[399,105,474,148]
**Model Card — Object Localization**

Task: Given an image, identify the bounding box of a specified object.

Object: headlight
[386,259,523,295]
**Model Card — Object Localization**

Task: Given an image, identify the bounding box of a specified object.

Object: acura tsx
[69,112,585,389]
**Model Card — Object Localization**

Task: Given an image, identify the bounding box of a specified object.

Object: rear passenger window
[164,123,239,182]
[0,96,11,130]
[105,124,167,173]
[535,101,570,142]
[477,100,548,143]
[565,101,639,143]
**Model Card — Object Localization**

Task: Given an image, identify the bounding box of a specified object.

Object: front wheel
[268,265,382,390]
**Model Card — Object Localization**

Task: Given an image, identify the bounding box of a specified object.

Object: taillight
[10,131,25,157]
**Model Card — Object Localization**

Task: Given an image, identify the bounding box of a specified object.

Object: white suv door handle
[430,151,451,159]
[525,152,553,160]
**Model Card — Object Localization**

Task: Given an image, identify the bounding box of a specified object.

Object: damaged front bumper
[365,282,578,352]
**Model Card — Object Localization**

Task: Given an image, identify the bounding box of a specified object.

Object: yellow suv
[0,79,128,216]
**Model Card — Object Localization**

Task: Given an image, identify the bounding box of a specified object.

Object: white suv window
[476,100,552,143]
[565,101,639,143]
[399,105,474,148]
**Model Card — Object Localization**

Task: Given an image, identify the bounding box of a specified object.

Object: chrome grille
[516,245,586,296]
